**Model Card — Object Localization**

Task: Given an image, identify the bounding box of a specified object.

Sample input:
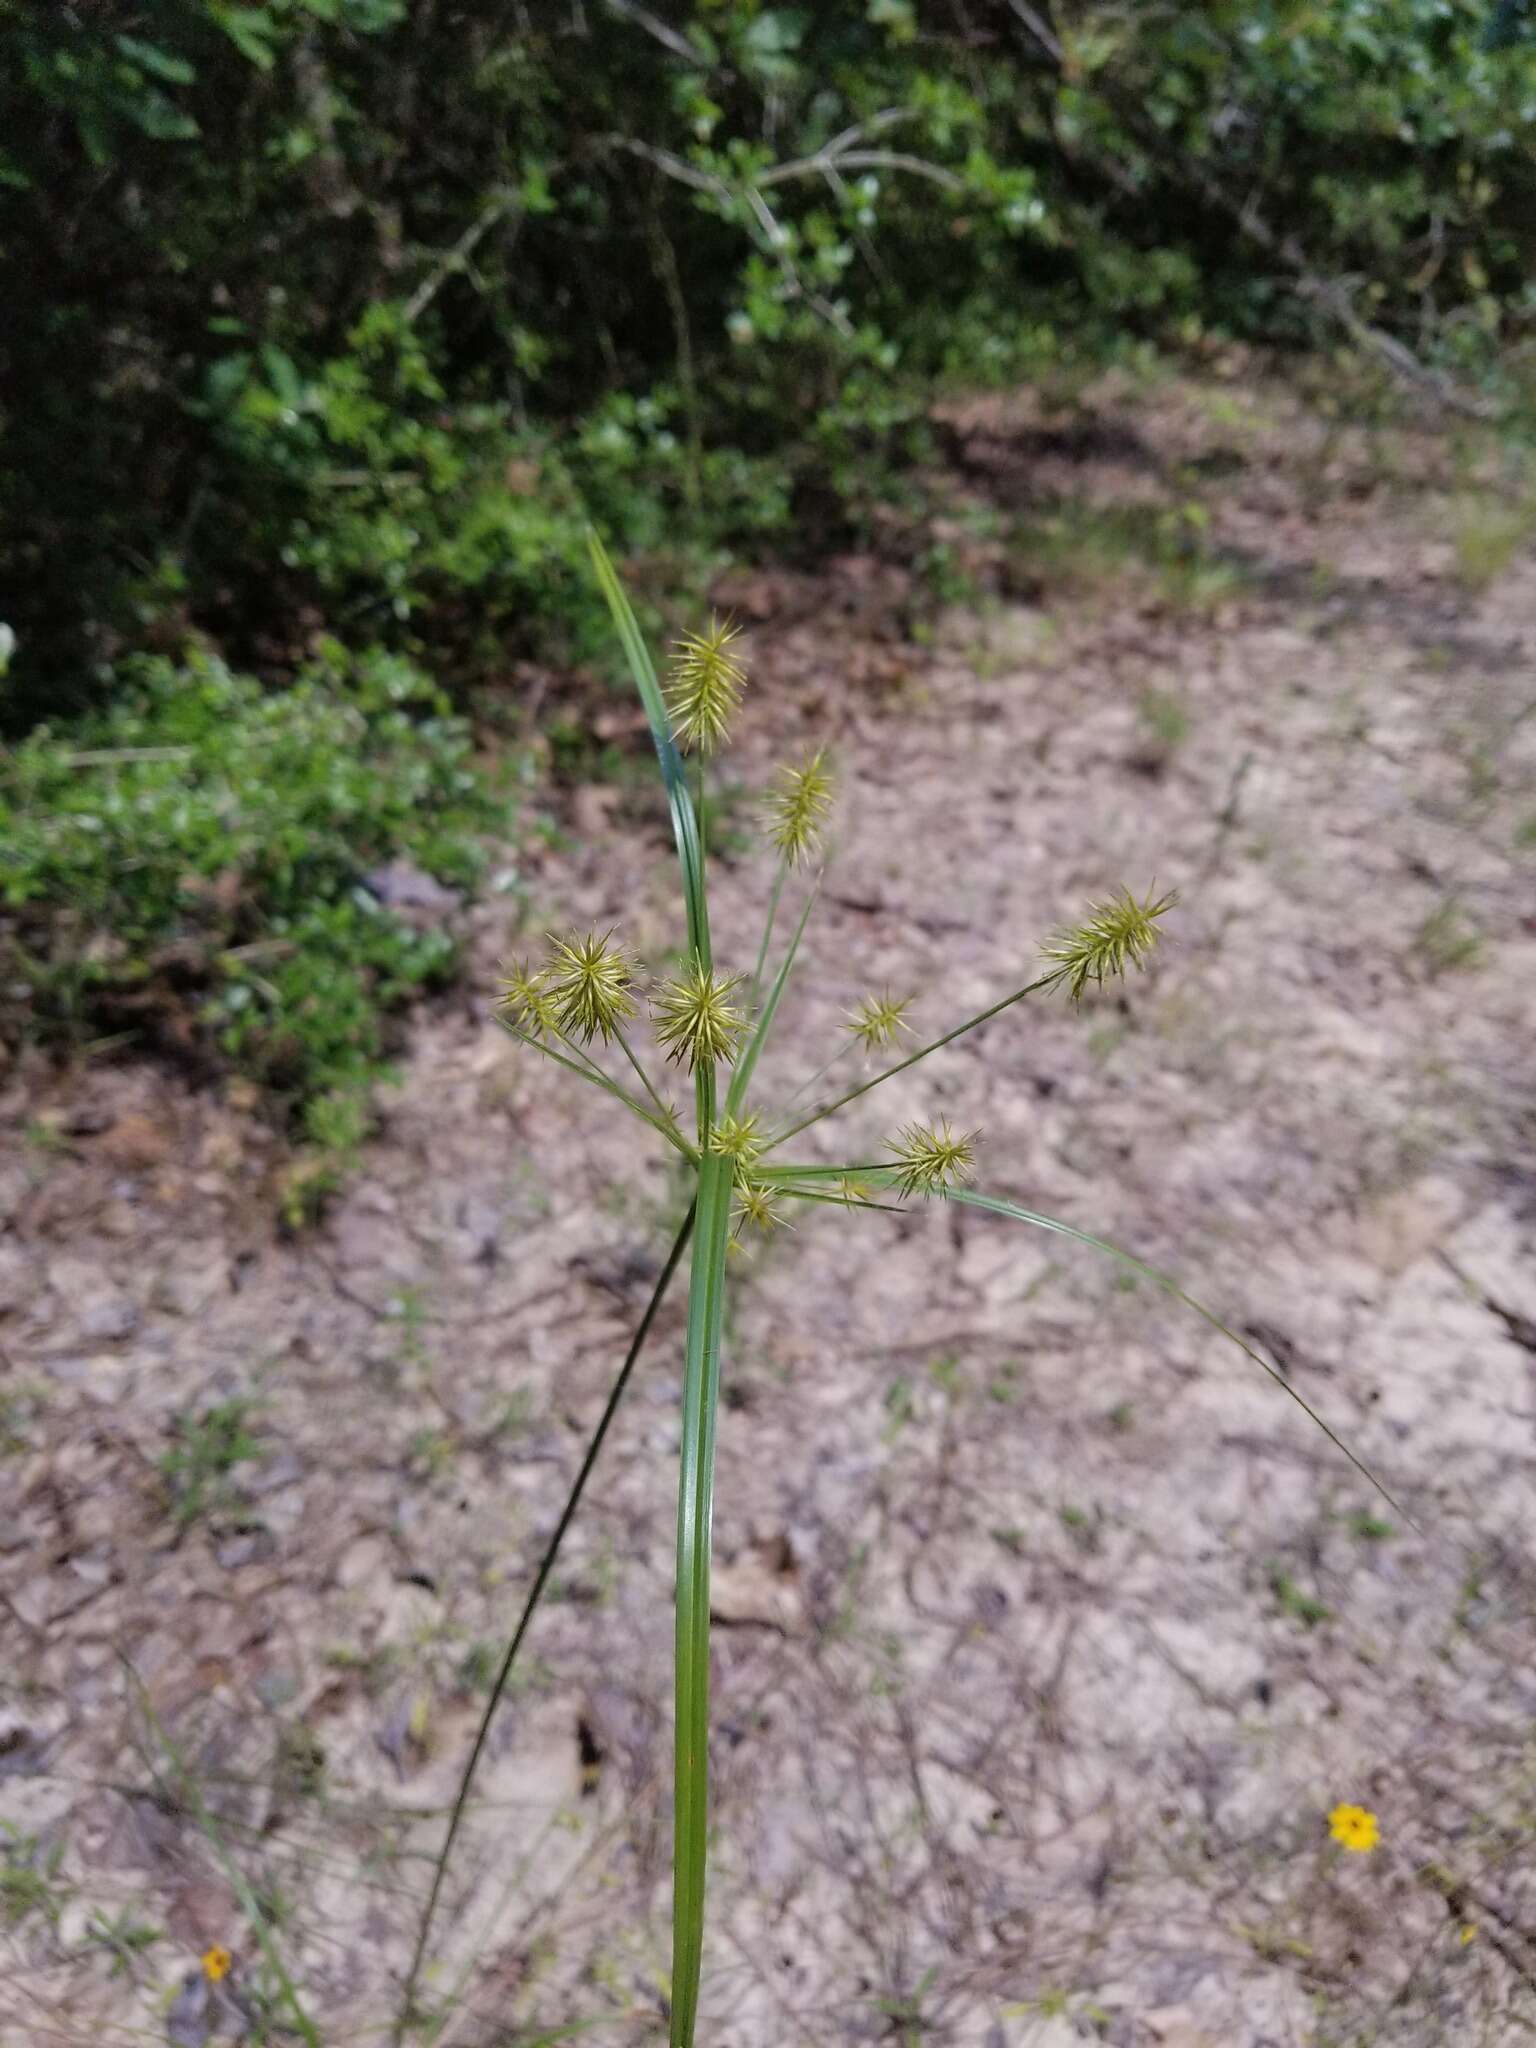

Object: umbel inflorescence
[495,683,1171,1235]
[422,536,1403,2048]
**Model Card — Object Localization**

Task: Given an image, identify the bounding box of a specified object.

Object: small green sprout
[766,748,833,866]
[652,960,747,1070]
[1038,885,1177,1001]
[545,929,637,1044]
[666,615,746,754]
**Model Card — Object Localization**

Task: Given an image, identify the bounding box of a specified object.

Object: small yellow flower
[652,959,747,1071]
[1039,885,1177,1002]
[666,616,746,754]
[766,748,833,866]
[845,989,915,1053]
[544,929,637,1045]
[202,1945,233,1983]
[1328,1802,1381,1853]
[1459,1923,1478,1946]
[496,957,558,1039]
[889,1118,979,1199]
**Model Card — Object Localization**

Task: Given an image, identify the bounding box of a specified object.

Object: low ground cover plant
[0,643,499,1168]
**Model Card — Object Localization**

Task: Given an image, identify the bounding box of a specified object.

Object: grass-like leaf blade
[950,1187,1418,1531]
[588,528,711,971]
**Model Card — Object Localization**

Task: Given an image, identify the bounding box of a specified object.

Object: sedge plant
[400,531,1408,2047]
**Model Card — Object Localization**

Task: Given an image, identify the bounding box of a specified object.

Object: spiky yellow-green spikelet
[709,1112,764,1173]
[845,988,914,1052]
[766,748,833,867]
[652,959,747,1071]
[734,1177,789,1236]
[544,929,637,1044]
[497,957,558,1039]
[889,1118,979,1199]
[1038,886,1176,1001]
[666,616,746,754]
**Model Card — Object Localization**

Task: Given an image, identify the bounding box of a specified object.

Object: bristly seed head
[766,748,833,867]
[1038,885,1177,1002]
[651,958,747,1071]
[845,988,915,1053]
[544,928,637,1044]
[496,957,559,1040]
[709,1112,763,1172]
[734,1177,788,1237]
[666,615,746,755]
[890,1118,979,1199]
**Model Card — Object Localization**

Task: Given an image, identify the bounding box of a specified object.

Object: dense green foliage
[0,646,497,1153]
[6,1,1535,720]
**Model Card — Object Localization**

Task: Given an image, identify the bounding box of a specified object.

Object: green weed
[1450,497,1536,592]
[395,535,1412,2048]
[1012,498,1246,615]
[0,646,499,1162]
[1269,1566,1333,1630]
[1414,900,1484,978]
[0,1825,69,1926]
[160,1397,262,1528]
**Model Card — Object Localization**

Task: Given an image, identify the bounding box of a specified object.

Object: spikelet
[666,616,746,754]
[845,989,914,1052]
[1038,886,1176,1001]
[652,959,747,1071]
[496,957,558,1039]
[544,929,637,1044]
[765,748,833,866]
[889,1118,979,1199]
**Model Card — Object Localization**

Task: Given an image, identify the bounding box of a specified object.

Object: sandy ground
[3,371,1535,2048]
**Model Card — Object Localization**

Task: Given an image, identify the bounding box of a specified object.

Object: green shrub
[9,2,1535,723]
[0,644,501,1143]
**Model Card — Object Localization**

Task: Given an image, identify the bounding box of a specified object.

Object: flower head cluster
[1328,1803,1380,1854]
[1039,886,1176,1002]
[709,1112,764,1173]
[734,1178,788,1236]
[652,959,747,1071]
[766,748,833,867]
[845,989,914,1053]
[497,956,559,1040]
[666,616,746,755]
[202,1946,233,1984]
[889,1118,978,1199]
[544,929,637,1045]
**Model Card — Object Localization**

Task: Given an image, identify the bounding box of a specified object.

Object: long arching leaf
[950,1187,1419,1531]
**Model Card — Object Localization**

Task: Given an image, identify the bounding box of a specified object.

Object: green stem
[395,1204,697,2046]
[772,1039,856,1124]
[749,861,788,1008]
[503,1019,696,1160]
[616,1027,679,1131]
[671,1153,732,2048]
[763,974,1051,1154]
